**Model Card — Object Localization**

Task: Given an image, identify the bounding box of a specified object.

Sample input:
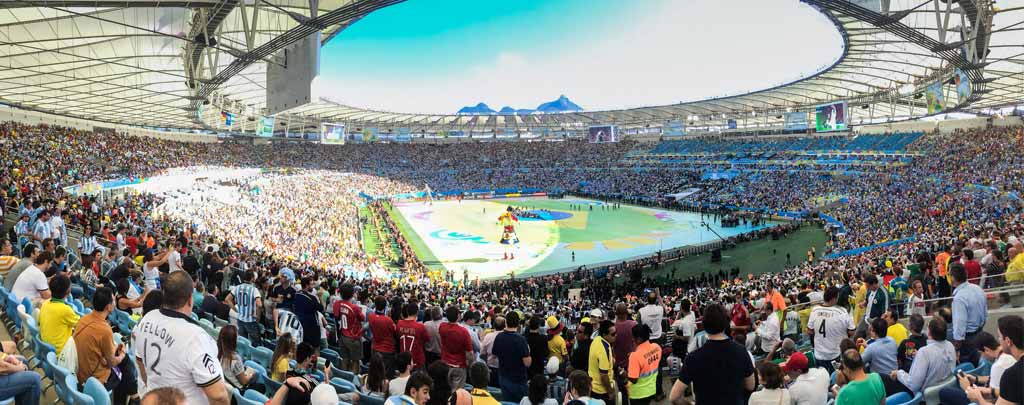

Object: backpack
[58,335,78,372]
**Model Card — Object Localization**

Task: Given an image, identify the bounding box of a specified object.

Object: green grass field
[385,197,829,280]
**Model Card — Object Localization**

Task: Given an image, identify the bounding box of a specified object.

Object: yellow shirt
[852,285,867,326]
[39,299,80,354]
[271,357,289,381]
[548,334,568,363]
[798,307,813,333]
[1007,254,1024,283]
[887,323,908,346]
[588,337,613,394]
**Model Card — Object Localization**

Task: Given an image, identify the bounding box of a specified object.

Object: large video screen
[256,116,275,137]
[588,125,618,143]
[321,123,345,144]
[815,101,847,132]
[784,112,808,130]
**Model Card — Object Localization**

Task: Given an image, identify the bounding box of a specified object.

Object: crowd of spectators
[0,121,1021,405]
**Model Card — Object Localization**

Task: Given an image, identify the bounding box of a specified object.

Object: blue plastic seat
[244,360,267,385]
[362,394,385,405]
[244,389,269,403]
[320,347,341,368]
[84,377,112,405]
[232,388,263,405]
[331,377,357,393]
[251,346,273,370]
[66,374,95,405]
[264,377,283,397]
[237,336,252,359]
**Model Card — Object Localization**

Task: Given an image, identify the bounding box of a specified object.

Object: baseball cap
[589,308,604,318]
[782,351,809,373]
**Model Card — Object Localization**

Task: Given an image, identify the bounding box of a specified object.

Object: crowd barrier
[360,187,547,201]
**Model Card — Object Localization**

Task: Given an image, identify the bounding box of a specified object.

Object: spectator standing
[950,263,988,366]
[526,316,548,378]
[78,286,139,405]
[292,276,324,348]
[670,304,755,405]
[492,312,531,403]
[755,302,781,355]
[334,283,364,373]
[132,272,228,405]
[439,306,473,389]
[369,296,398,373]
[227,271,262,343]
[857,270,889,338]
[807,286,854,374]
[396,302,430,370]
[626,324,660,405]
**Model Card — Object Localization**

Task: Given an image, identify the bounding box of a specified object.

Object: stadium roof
[0,0,1022,131]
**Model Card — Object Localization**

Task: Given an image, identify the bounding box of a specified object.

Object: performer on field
[497,206,519,260]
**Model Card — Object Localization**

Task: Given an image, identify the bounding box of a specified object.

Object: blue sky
[317,0,844,114]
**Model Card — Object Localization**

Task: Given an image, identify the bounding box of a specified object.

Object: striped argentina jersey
[807,305,855,361]
[231,283,261,323]
[133,309,223,405]
[276,308,304,343]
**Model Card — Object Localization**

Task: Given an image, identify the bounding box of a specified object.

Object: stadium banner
[814,101,847,132]
[588,125,618,143]
[396,127,412,142]
[320,122,345,144]
[64,176,149,195]
[256,116,275,137]
[926,81,945,114]
[663,119,685,136]
[955,69,972,105]
[784,112,809,130]
[220,111,235,128]
[727,119,737,129]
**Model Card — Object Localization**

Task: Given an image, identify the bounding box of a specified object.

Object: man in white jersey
[166,240,184,273]
[133,272,229,405]
[227,270,263,343]
[807,286,855,375]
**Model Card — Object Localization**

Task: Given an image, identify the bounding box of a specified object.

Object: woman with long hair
[426,360,453,405]
[270,333,295,381]
[218,325,265,393]
[362,353,390,396]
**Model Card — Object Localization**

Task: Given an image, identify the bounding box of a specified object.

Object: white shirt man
[167,249,183,273]
[756,310,781,353]
[134,309,224,405]
[12,261,50,303]
[639,295,665,340]
[50,213,66,245]
[672,311,696,343]
[807,300,855,363]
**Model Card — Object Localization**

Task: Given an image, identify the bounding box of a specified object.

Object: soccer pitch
[391,197,780,279]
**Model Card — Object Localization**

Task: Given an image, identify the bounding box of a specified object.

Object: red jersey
[334,300,364,338]
[396,319,430,369]
[731,303,750,327]
[438,322,471,368]
[964,260,982,282]
[368,312,396,353]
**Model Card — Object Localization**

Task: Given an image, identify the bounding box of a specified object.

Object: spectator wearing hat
[545,357,566,402]
[546,316,568,369]
[782,352,830,405]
